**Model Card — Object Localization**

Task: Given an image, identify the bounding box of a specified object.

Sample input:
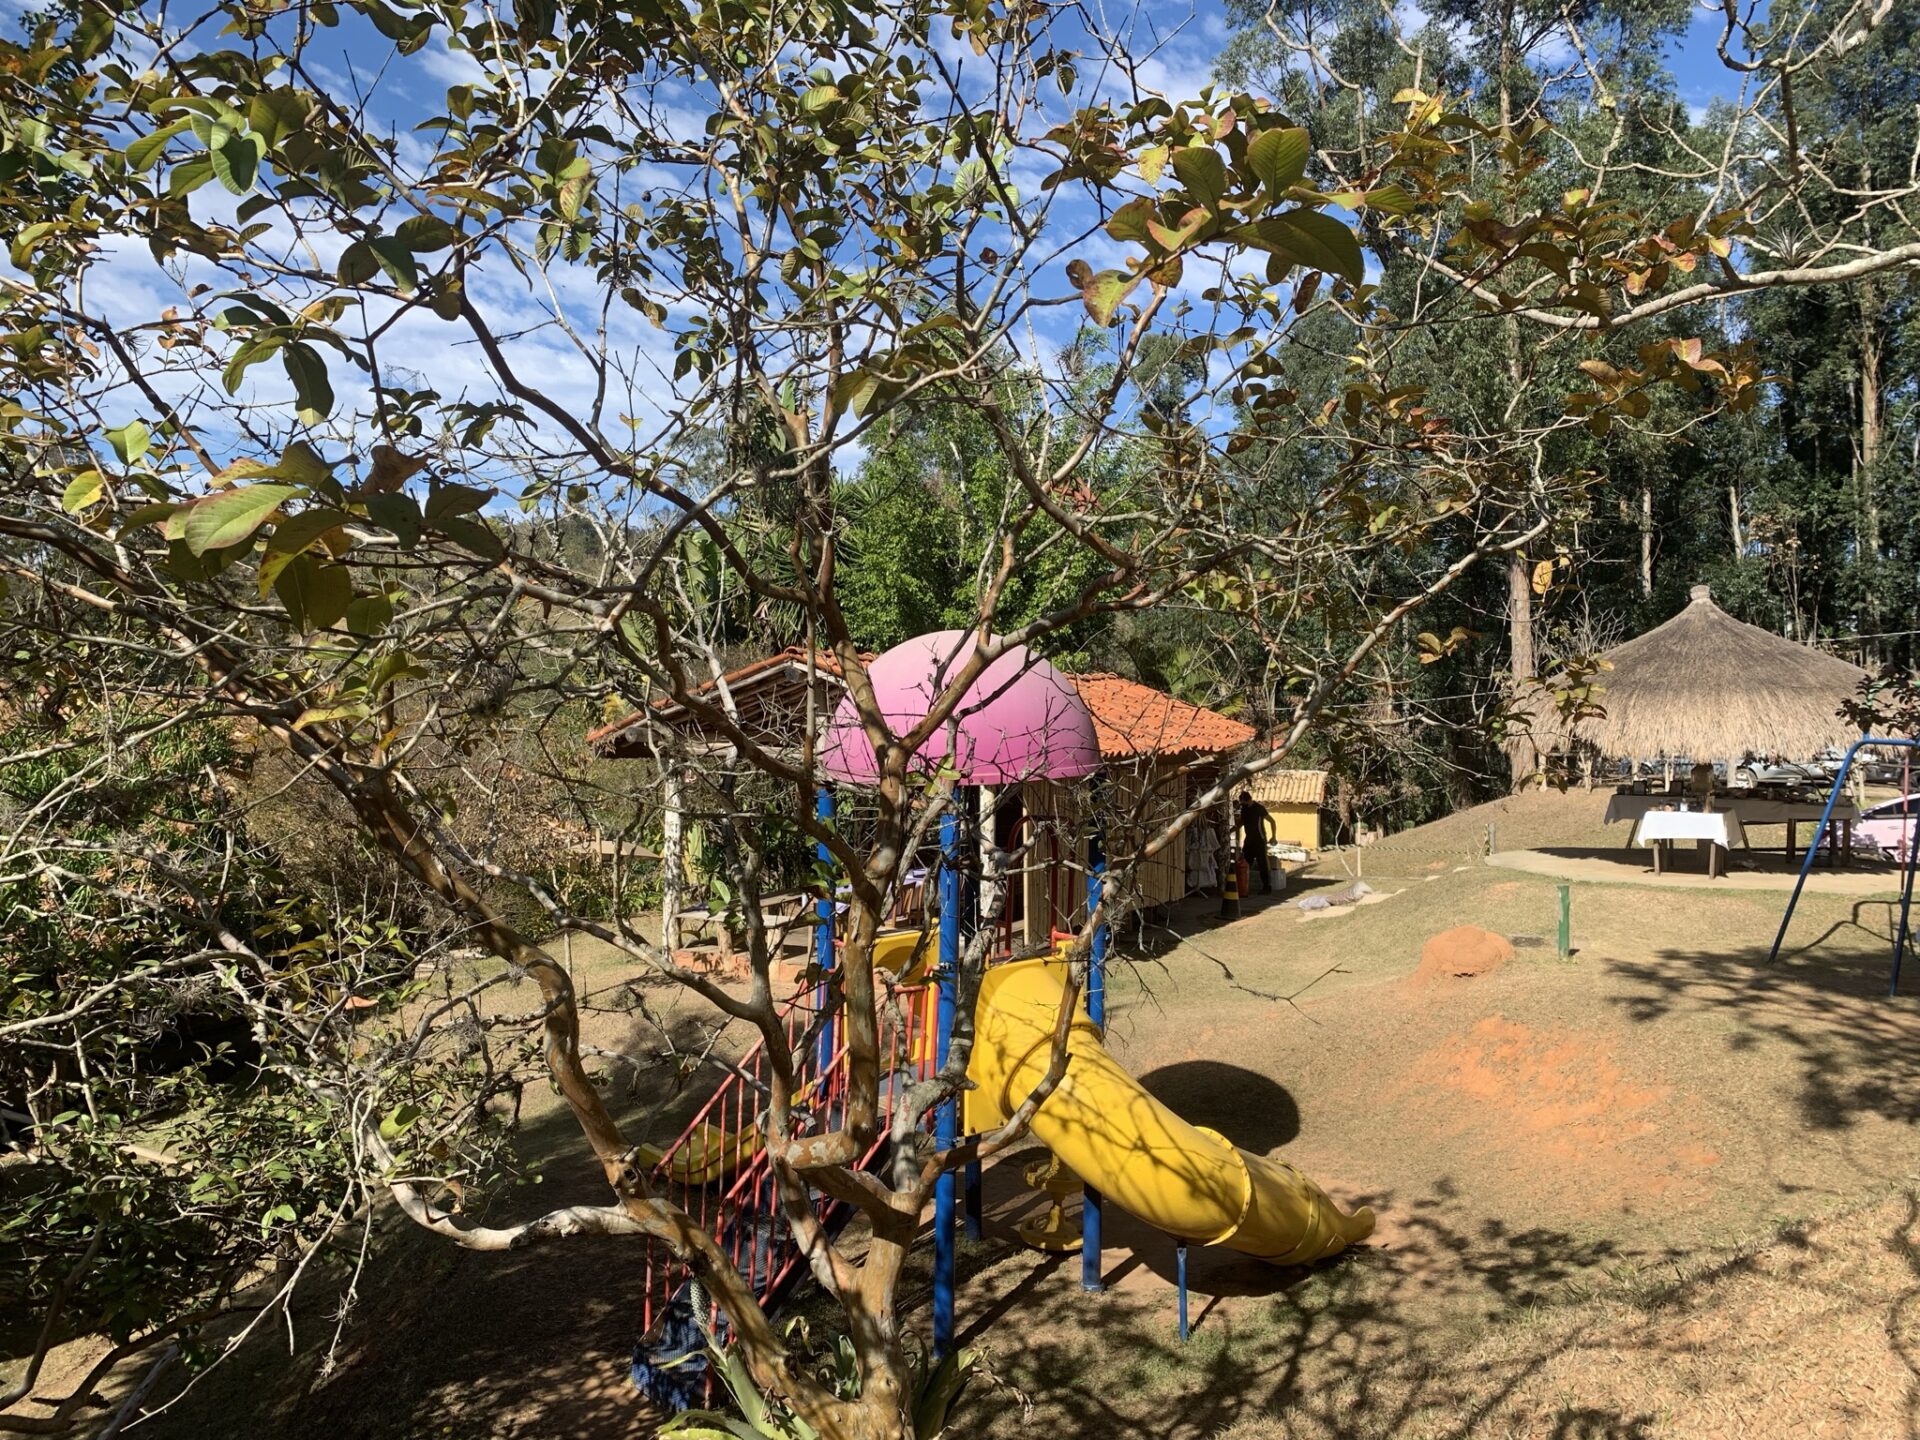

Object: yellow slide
[965,958,1374,1265]
[635,1123,760,1186]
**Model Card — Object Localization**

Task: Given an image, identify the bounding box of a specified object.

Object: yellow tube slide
[636,1123,759,1186]
[965,958,1374,1265]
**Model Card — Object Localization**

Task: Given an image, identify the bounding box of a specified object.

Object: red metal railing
[636,981,938,1345]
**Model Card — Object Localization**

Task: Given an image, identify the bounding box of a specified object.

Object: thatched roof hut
[1540,585,1867,762]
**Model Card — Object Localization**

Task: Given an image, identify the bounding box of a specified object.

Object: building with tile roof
[590,648,1262,948]
[1068,672,1257,761]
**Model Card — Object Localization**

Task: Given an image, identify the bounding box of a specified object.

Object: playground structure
[631,630,1372,1401]
[1769,736,1920,996]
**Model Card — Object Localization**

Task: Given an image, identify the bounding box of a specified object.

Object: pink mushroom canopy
[821,630,1100,785]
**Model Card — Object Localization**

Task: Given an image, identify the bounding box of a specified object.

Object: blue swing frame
[1767,736,1920,997]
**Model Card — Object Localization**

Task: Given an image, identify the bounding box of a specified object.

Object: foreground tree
[0,0,1905,1432]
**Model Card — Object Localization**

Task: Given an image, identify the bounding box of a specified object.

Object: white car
[1853,795,1918,863]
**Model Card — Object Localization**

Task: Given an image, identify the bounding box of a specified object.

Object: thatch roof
[1537,585,1867,761]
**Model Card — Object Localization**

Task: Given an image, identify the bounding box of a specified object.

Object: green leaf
[1246,127,1309,196]
[274,554,354,631]
[10,221,54,270]
[183,484,299,556]
[338,241,379,286]
[1231,210,1364,285]
[116,501,180,534]
[368,650,423,693]
[1104,196,1154,244]
[127,119,191,173]
[423,483,490,521]
[831,368,880,418]
[274,440,334,487]
[255,546,304,597]
[61,470,105,512]
[260,1203,297,1235]
[246,89,311,150]
[1075,268,1128,326]
[1356,183,1414,216]
[396,214,455,252]
[165,154,215,197]
[710,1348,772,1431]
[222,333,286,394]
[70,7,115,59]
[799,84,840,113]
[1169,146,1226,213]
[262,507,346,560]
[106,420,151,465]
[436,515,503,561]
[367,236,420,292]
[208,128,265,194]
[282,343,334,424]
[292,700,371,730]
[365,493,422,549]
[378,1101,423,1138]
[344,591,393,637]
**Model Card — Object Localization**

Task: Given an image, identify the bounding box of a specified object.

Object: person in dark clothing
[1237,788,1275,894]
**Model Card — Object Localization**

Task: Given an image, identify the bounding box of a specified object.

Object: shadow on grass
[912,1185,1660,1440]
[1597,933,1920,1141]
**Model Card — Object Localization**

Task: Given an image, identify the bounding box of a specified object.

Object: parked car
[1854,793,1918,863]
[1731,753,1842,790]
[1855,751,1918,786]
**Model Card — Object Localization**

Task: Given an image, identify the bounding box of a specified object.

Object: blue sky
[10,0,1773,474]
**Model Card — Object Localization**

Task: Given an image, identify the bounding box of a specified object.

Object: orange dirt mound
[1414,924,1513,982]
[1403,1015,1720,1214]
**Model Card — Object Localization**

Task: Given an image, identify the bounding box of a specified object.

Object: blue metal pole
[1768,738,1864,963]
[813,787,836,1078]
[1081,821,1107,1294]
[962,789,984,1242]
[933,805,962,1359]
[1176,1241,1189,1342]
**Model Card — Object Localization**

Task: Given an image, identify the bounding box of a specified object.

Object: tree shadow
[917,1184,1664,1440]
[1601,932,1920,1137]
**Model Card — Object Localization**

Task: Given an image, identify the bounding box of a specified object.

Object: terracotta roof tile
[1067,673,1255,760]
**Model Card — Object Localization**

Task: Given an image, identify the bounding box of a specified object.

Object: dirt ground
[36,790,1920,1439]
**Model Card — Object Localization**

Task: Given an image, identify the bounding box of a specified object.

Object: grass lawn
[121,790,1920,1439]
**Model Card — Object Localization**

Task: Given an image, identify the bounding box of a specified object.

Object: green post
[1557,883,1571,959]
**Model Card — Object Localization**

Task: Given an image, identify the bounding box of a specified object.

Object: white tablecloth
[1605,793,1858,828]
[1631,810,1746,850]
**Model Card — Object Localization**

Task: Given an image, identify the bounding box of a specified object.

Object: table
[1631,809,1747,877]
[1605,792,1859,863]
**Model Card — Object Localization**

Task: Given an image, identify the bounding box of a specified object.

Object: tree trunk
[1857,299,1884,656]
[661,766,686,950]
[1727,482,1743,560]
[1505,550,1536,790]
[1640,484,1653,597]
